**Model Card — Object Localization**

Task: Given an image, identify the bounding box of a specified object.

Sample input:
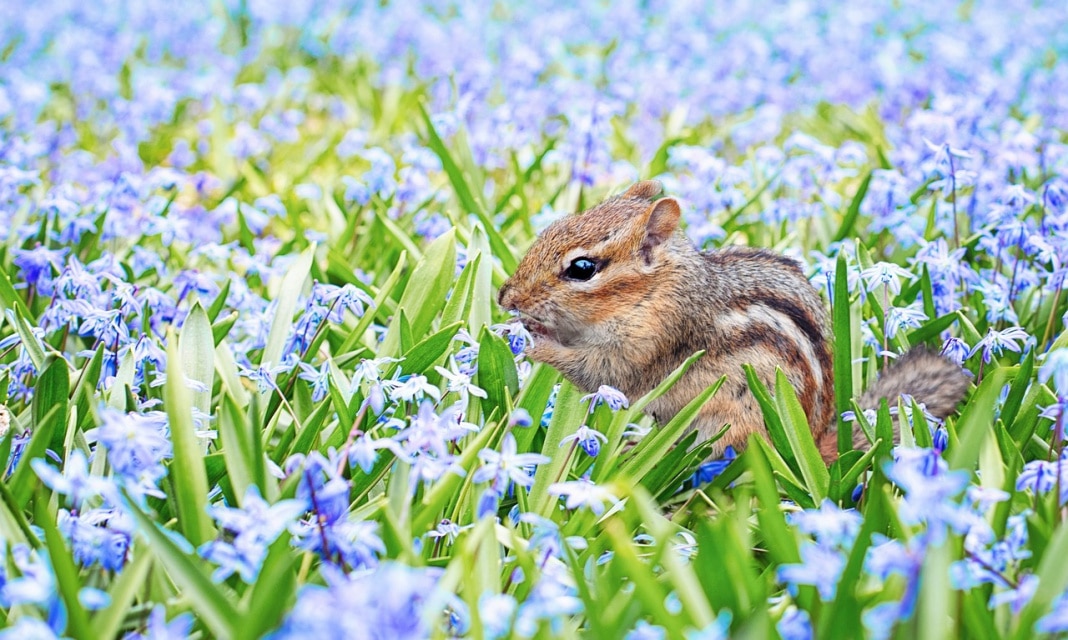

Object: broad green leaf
[33,357,70,453]
[381,228,456,356]
[180,301,216,441]
[949,366,1007,471]
[0,265,33,322]
[916,540,953,639]
[215,339,250,406]
[476,327,519,416]
[165,333,213,546]
[529,380,586,516]
[261,243,315,370]
[441,252,480,327]
[467,223,495,334]
[774,369,830,501]
[389,321,464,377]
[219,392,259,504]
[12,306,47,375]
[747,443,802,565]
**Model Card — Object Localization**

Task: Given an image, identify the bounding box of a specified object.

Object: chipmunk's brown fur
[498,180,970,462]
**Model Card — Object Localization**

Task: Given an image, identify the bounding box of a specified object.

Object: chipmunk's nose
[498,280,518,311]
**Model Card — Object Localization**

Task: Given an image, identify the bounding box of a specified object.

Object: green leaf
[441,252,480,327]
[1000,355,1033,428]
[476,327,519,416]
[206,277,232,323]
[165,333,213,546]
[237,534,298,640]
[36,495,90,638]
[33,357,70,454]
[916,540,954,639]
[617,377,725,484]
[381,228,456,356]
[391,321,463,377]
[832,252,854,454]
[219,392,260,504]
[12,305,48,373]
[529,380,586,516]
[180,301,216,432]
[832,169,872,243]
[774,369,830,501]
[10,404,61,508]
[0,262,33,321]
[747,443,801,565]
[948,366,1008,471]
[744,364,799,474]
[262,243,315,369]
[125,497,239,639]
[905,312,958,348]
[92,549,153,639]
[420,103,518,273]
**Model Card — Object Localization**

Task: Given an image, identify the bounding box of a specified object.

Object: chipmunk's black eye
[564,257,599,281]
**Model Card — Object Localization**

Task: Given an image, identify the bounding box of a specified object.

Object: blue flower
[968,327,1032,364]
[692,446,737,485]
[777,606,812,640]
[125,605,193,640]
[626,621,666,640]
[298,361,330,403]
[199,485,306,583]
[548,478,620,516]
[560,424,608,457]
[473,433,549,492]
[777,542,845,601]
[509,408,533,428]
[1037,592,1068,633]
[1039,348,1068,397]
[86,409,172,501]
[787,499,862,549]
[273,563,448,639]
[12,245,68,294]
[581,385,629,411]
[479,593,517,640]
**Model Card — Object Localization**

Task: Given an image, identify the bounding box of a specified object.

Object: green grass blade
[36,494,90,638]
[832,252,854,454]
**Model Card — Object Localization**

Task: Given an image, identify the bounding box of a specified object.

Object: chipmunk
[497,180,970,462]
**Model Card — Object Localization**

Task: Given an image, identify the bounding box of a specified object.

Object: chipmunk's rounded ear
[640,197,681,256]
[623,180,663,201]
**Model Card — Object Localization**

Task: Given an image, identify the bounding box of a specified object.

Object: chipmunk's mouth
[517,314,559,343]
[517,314,582,349]
[519,316,550,337]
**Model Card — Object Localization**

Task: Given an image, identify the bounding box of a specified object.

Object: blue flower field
[2,1,1068,638]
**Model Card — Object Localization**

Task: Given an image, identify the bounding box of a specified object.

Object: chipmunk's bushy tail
[817,347,971,461]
